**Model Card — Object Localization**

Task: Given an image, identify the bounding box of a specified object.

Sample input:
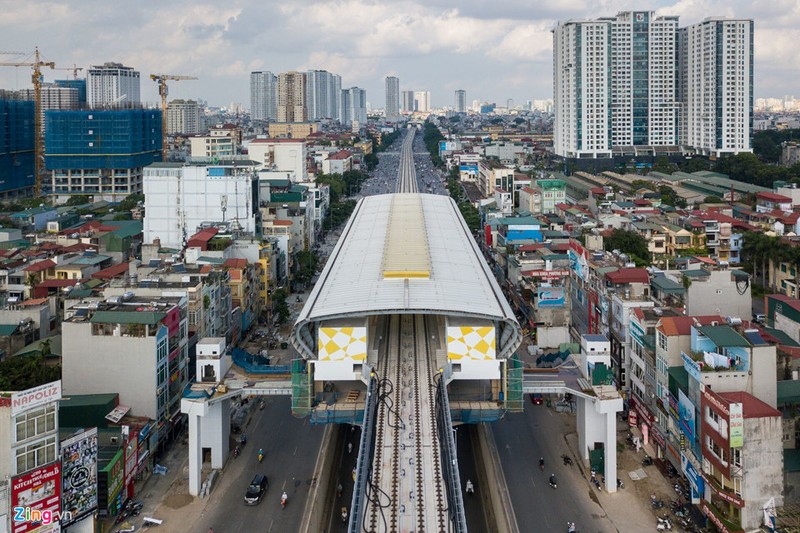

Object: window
[15,406,56,442]
[15,435,57,473]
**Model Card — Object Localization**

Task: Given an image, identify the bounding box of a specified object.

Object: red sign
[701,500,744,533]
[650,426,666,449]
[700,471,745,507]
[524,269,570,279]
[11,463,62,533]
[634,399,655,424]
[628,410,638,426]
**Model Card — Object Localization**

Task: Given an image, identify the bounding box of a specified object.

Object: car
[754,313,766,324]
[244,474,268,505]
[531,394,544,405]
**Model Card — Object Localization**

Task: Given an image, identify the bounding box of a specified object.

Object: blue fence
[231,348,290,375]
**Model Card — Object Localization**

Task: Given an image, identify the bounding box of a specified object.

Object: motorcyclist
[281,491,288,508]
[240,434,247,445]
[341,506,348,523]
[549,474,557,487]
[539,457,545,470]
[567,522,576,533]
[465,479,474,494]
[258,448,264,462]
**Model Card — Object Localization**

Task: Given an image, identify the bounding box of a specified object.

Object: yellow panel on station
[317,326,367,361]
[382,194,431,279]
[447,325,496,360]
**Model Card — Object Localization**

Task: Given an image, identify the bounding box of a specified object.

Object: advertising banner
[678,389,696,447]
[459,164,478,176]
[525,270,570,279]
[729,402,744,448]
[537,287,565,308]
[11,463,62,533]
[61,427,98,526]
[11,381,62,416]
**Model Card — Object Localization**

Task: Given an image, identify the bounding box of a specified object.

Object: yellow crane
[149,73,197,161]
[0,47,55,197]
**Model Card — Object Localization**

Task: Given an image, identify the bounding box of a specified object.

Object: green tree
[272,288,291,324]
[294,250,319,287]
[0,355,60,390]
[704,196,724,204]
[652,156,676,174]
[66,195,91,206]
[604,229,651,265]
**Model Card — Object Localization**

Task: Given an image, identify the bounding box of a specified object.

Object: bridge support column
[187,408,203,496]
[576,395,623,494]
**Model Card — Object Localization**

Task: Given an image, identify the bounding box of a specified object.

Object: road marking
[282,479,287,490]
[268,519,274,531]
[293,445,298,456]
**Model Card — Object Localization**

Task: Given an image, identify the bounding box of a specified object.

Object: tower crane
[149,74,197,161]
[52,64,84,80]
[0,47,55,197]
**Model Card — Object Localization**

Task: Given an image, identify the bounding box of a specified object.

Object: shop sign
[729,403,744,448]
[650,426,666,448]
[628,410,638,426]
[11,463,62,533]
[11,381,62,416]
[681,352,702,382]
[701,501,744,533]
[634,399,655,424]
[702,472,744,507]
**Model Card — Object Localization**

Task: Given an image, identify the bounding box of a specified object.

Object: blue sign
[678,389,696,448]
[681,352,702,382]
[460,164,478,176]
[680,452,705,502]
[537,287,565,308]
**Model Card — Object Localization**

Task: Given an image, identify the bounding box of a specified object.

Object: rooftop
[697,325,749,347]
[717,390,781,418]
[605,268,649,285]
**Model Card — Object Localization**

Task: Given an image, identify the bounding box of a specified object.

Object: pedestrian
[348,441,353,454]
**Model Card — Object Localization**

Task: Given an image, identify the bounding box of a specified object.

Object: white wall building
[401,91,415,113]
[455,90,467,113]
[306,70,341,121]
[341,87,367,126]
[87,62,140,108]
[250,71,277,122]
[143,162,259,249]
[247,138,307,180]
[682,17,754,157]
[413,91,431,112]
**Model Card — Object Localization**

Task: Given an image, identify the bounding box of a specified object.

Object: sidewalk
[564,419,681,533]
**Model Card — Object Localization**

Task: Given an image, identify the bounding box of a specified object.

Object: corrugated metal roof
[294,193,520,359]
[697,325,749,347]
[89,310,166,325]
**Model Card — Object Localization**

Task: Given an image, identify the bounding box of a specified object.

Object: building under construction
[0,95,35,198]
[45,108,161,202]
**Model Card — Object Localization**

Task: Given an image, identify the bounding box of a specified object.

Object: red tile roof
[270,220,293,226]
[657,315,725,336]
[757,192,793,203]
[717,391,780,418]
[23,259,56,273]
[36,279,79,288]
[93,261,130,280]
[604,268,649,284]
[223,258,248,269]
[327,150,352,161]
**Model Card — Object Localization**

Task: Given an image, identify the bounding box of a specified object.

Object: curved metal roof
[292,193,521,360]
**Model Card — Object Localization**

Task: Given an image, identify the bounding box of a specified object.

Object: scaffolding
[291,358,313,418]
[505,353,524,412]
[0,98,35,195]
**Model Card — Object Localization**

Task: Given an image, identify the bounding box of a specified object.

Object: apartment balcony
[702,470,744,508]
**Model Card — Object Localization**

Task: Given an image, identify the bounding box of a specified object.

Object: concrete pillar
[603,410,618,494]
[576,396,589,461]
[188,411,202,496]
[207,400,230,469]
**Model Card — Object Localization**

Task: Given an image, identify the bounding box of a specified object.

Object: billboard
[447,325,496,360]
[11,463,62,533]
[537,287,565,308]
[11,381,61,416]
[729,402,744,448]
[459,164,478,176]
[439,141,460,153]
[317,326,367,361]
[61,428,98,526]
[678,389,696,447]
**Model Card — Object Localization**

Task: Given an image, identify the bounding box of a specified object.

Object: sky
[0,0,797,110]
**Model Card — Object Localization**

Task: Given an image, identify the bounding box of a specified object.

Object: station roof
[293,193,520,359]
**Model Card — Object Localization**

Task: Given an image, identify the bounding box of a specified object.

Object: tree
[66,195,91,206]
[704,196,724,204]
[652,156,676,174]
[272,288,291,324]
[603,229,651,265]
[0,355,60,390]
[294,250,319,287]
[658,185,687,208]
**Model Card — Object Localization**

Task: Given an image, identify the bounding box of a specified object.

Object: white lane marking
[293,445,298,456]
[281,479,287,490]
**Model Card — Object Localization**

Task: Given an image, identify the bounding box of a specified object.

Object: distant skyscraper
[682,17,753,156]
[385,76,400,120]
[167,99,205,134]
[341,87,367,126]
[277,71,307,123]
[250,71,277,122]
[54,79,87,106]
[454,90,466,113]
[17,85,79,132]
[87,62,140,108]
[401,91,415,113]
[305,70,341,120]
[413,91,431,112]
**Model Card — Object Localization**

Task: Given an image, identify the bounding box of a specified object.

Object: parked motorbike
[233,446,240,459]
[656,516,673,531]
[616,478,624,490]
[642,455,654,467]
[561,454,573,466]
[651,495,665,509]
[341,507,348,523]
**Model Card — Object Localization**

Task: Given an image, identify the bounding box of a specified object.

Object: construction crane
[149,74,197,161]
[52,64,83,80]
[0,47,55,197]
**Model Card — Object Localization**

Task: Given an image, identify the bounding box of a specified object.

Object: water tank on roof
[106,296,121,304]
[122,291,135,301]
[726,316,742,326]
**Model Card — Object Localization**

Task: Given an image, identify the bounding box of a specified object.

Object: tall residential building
[413,91,431,112]
[554,12,678,158]
[305,70,341,121]
[682,18,754,157]
[0,97,35,198]
[385,76,400,119]
[340,87,367,126]
[401,90,415,113]
[277,71,307,123]
[17,84,79,132]
[250,71,277,122]
[86,62,140,108]
[455,90,467,113]
[45,109,162,201]
[54,79,87,105]
[167,99,205,134]
[554,12,753,158]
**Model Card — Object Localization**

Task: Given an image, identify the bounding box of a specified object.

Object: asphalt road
[456,425,490,531]
[493,402,617,533]
[196,397,324,533]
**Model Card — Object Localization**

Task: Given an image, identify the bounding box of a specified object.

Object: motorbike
[258,400,265,410]
[567,522,577,533]
[116,523,135,533]
[642,455,654,467]
[465,480,474,495]
[239,435,247,448]
[258,450,264,463]
[233,446,240,459]
[341,507,348,523]
[562,454,573,466]
[617,478,624,490]
[656,516,673,531]
[651,496,665,509]
[539,458,545,471]
[549,476,557,489]
[281,493,288,510]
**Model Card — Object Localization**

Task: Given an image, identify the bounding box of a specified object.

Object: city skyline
[0,1,797,110]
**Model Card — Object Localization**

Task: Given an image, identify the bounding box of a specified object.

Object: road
[195,397,324,533]
[493,401,617,533]
[456,425,490,531]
